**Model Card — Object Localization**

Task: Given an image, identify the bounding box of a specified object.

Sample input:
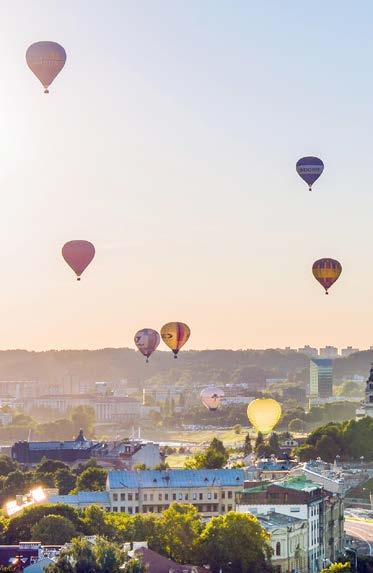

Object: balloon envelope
[312,258,342,294]
[161,322,190,358]
[296,156,324,190]
[26,41,66,93]
[247,398,282,435]
[134,329,160,362]
[200,386,224,411]
[62,240,95,280]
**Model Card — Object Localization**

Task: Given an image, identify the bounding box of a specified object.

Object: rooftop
[257,511,306,531]
[243,475,321,494]
[108,469,245,489]
[49,491,110,505]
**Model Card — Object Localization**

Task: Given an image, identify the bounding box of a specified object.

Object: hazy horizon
[2,1,373,351]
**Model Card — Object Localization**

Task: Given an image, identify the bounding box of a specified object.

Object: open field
[141,427,251,447]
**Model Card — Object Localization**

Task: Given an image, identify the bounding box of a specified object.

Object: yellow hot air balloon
[247,398,282,435]
[161,322,190,358]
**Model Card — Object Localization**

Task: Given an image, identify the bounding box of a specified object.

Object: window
[185,493,188,500]
[207,493,212,500]
[222,505,225,512]
[128,493,133,501]
[113,494,118,501]
[173,493,176,501]
[228,491,233,499]
[150,494,154,501]
[135,493,139,501]
[214,493,218,500]
[178,493,183,500]
[290,507,300,513]
[193,493,197,501]
[144,494,147,501]
[165,493,169,501]
[159,494,162,501]
[112,507,118,512]
[120,493,125,501]
[120,507,126,512]
[199,493,203,500]
[128,507,133,514]
[135,507,139,513]
[276,542,281,557]
[227,505,232,511]
[222,492,226,499]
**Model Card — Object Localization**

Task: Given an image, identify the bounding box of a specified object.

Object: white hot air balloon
[26,41,66,93]
[200,386,224,411]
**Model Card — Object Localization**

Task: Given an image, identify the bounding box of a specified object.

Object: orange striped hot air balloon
[161,322,190,358]
[312,258,342,295]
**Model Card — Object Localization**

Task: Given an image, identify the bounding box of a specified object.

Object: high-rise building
[309,359,333,399]
[341,346,359,358]
[298,345,319,357]
[319,346,339,358]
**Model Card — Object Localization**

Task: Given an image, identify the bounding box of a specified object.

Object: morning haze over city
[1,2,373,573]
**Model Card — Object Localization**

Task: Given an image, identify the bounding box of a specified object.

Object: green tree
[210,438,226,455]
[55,468,77,495]
[121,557,146,573]
[158,503,202,563]
[76,467,107,492]
[288,418,305,433]
[2,469,32,499]
[133,464,147,470]
[199,512,272,573]
[93,536,124,573]
[70,405,95,437]
[0,455,18,476]
[185,448,227,470]
[243,432,252,456]
[321,563,351,572]
[31,514,77,545]
[83,505,116,538]
[254,432,264,454]
[48,537,124,573]
[268,432,281,456]
[6,504,84,543]
[233,424,241,435]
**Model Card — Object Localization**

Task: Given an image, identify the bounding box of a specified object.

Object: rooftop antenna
[138,427,141,439]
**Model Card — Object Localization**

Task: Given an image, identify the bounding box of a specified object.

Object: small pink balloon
[62,240,95,281]
[26,41,66,93]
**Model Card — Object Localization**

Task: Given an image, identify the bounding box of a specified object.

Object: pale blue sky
[0,1,373,350]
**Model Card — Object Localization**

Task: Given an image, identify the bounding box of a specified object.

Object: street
[345,518,373,556]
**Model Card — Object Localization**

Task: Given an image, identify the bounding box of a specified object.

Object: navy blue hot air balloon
[296,156,324,191]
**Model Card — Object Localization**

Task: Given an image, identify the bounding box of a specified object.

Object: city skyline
[2,1,373,350]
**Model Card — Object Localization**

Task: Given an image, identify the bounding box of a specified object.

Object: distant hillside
[0,348,369,388]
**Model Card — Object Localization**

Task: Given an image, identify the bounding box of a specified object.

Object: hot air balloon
[161,322,190,358]
[62,240,95,281]
[247,398,282,435]
[312,258,342,295]
[296,156,324,191]
[26,41,66,93]
[134,328,160,363]
[200,386,224,411]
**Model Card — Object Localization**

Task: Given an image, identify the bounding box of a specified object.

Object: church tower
[356,364,373,419]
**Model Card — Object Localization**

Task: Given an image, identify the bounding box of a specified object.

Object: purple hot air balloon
[296,156,324,191]
[134,328,160,363]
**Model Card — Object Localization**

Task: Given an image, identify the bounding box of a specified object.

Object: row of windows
[111,504,232,514]
[112,506,139,513]
[112,491,233,503]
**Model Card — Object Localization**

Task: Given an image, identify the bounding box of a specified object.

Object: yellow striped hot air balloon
[312,258,342,295]
[247,398,282,435]
[161,322,190,358]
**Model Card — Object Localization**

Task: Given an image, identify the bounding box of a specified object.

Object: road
[345,519,373,555]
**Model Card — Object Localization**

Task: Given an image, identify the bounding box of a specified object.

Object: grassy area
[166,454,189,468]
[162,427,250,447]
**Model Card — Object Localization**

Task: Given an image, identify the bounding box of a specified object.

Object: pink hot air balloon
[134,329,160,363]
[62,241,95,281]
[26,41,66,93]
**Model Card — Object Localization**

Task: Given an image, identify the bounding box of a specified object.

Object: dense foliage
[295,417,373,462]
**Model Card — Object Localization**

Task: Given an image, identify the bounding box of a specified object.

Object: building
[341,347,359,358]
[11,430,106,465]
[130,546,207,573]
[18,394,141,423]
[0,543,61,570]
[49,491,111,510]
[298,346,319,358]
[50,469,245,518]
[319,347,338,359]
[98,441,164,470]
[356,364,373,420]
[257,512,308,573]
[309,359,333,399]
[0,412,12,426]
[236,475,344,573]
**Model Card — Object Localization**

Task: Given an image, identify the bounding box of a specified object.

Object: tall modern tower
[309,358,333,399]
